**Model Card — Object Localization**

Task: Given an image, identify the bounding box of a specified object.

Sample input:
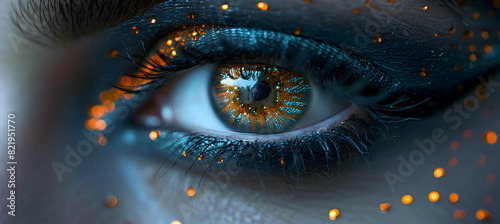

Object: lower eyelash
[151,115,390,181]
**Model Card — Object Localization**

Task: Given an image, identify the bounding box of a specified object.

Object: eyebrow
[11,0,163,44]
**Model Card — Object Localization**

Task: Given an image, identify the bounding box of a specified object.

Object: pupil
[251,81,271,101]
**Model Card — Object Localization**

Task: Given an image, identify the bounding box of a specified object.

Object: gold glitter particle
[402,195,413,205]
[171,50,177,56]
[449,157,458,167]
[449,26,455,33]
[379,203,390,213]
[483,131,498,145]
[167,39,173,45]
[107,49,119,58]
[105,195,117,207]
[481,29,490,39]
[280,157,284,164]
[428,191,440,202]
[374,34,382,43]
[221,4,229,10]
[150,15,156,24]
[484,43,493,54]
[149,130,158,140]
[449,193,459,203]
[434,167,445,178]
[487,173,496,183]
[488,10,496,18]
[257,2,269,10]
[187,12,196,19]
[469,43,476,52]
[197,155,203,160]
[182,151,187,157]
[434,33,441,37]
[454,210,466,219]
[186,187,196,197]
[470,53,477,62]
[450,140,460,150]
[365,0,371,6]
[472,11,480,19]
[478,155,486,165]
[171,221,182,224]
[98,136,107,146]
[463,30,474,40]
[353,8,361,14]
[463,129,472,139]
[420,68,427,77]
[132,26,139,34]
[422,5,428,10]
[294,26,302,35]
[329,209,340,220]
[476,209,492,221]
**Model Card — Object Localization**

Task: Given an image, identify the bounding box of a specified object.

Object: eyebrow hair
[11,0,162,44]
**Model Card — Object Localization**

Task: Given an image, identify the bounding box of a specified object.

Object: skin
[1,0,499,223]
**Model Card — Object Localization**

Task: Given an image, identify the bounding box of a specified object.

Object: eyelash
[104,25,428,179]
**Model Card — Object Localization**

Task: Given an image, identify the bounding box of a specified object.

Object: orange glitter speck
[257,2,268,10]
[481,29,490,39]
[103,101,115,113]
[463,129,472,139]
[434,167,445,178]
[434,33,441,37]
[487,173,496,183]
[428,191,440,202]
[150,15,156,24]
[98,136,107,146]
[221,4,229,10]
[91,105,105,118]
[329,209,339,220]
[472,11,480,19]
[449,157,458,167]
[171,50,177,56]
[478,155,486,165]
[149,131,158,140]
[484,195,493,204]
[86,118,97,131]
[171,221,182,224]
[422,5,428,10]
[449,27,455,33]
[182,151,187,157]
[132,26,139,34]
[197,155,203,160]
[186,187,196,197]
[470,53,477,62]
[353,8,361,14]
[454,210,466,219]
[402,195,413,205]
[449,193,459,203]
[476,209,491,221]
[484,43,493,54]
[420,68,427,77]
[107,49,119,58]
[365,0,371,6]
[279,157,284,165]
[379,203,390,213]
[105,195,117,207]
[450,140,460,150]
[166,39,173,45]
[95,119,107,131]
[483,131,497,145]
[294,26,301,35]
[374,34,382,43]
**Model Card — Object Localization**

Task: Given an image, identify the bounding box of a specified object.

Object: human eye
[10,0,500,223]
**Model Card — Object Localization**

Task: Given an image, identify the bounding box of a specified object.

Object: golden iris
[211,63,311,134]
